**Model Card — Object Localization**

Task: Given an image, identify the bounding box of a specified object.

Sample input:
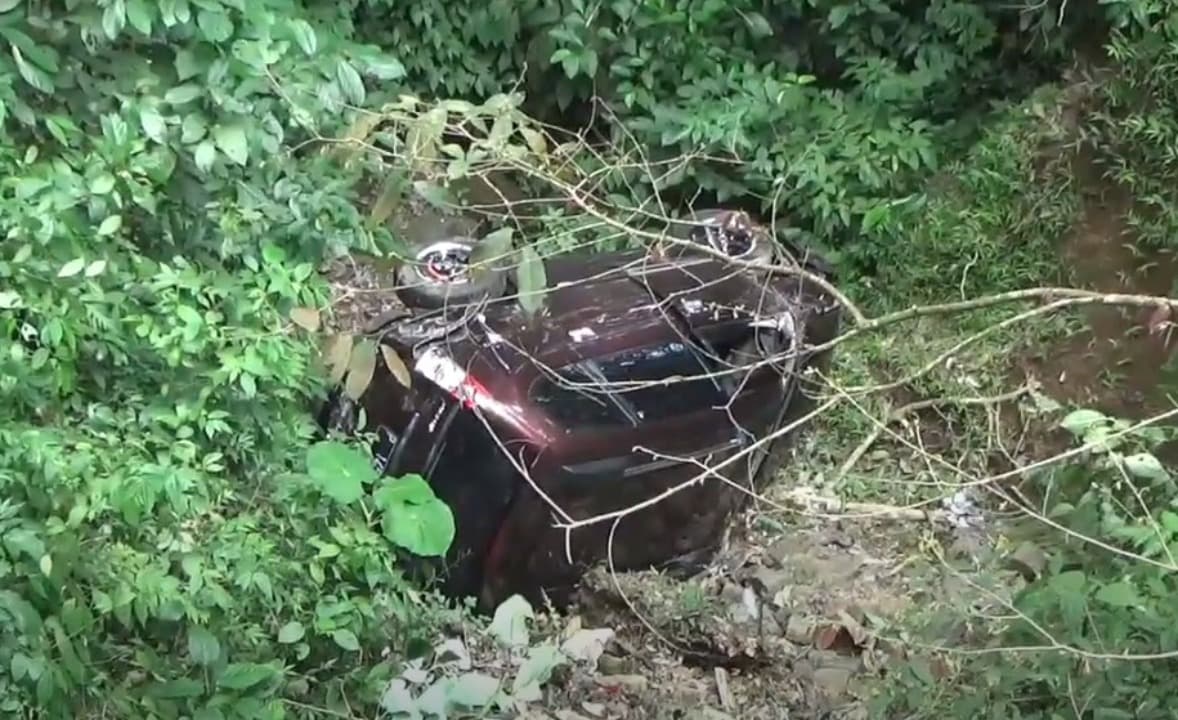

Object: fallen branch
[835,385,1033,482]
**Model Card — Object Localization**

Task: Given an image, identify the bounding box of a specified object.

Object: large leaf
[489,594,533,648]
[380,344,412,388]
[344,339,377,400]
[187,626,221,666]
[217,663,278,691]
[471,227,513,268]
[374,475,455,557]
[324,333,354,384]
[515,246,547,316]
[213,124,249,165]
[305,440,377,505]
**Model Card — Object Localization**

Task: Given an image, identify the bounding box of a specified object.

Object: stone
[595,674,649,693]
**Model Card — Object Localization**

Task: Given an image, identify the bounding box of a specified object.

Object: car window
[592,341,726,422]
[529,366,632,428]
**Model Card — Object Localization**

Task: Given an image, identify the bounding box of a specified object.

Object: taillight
[414,345,492,410]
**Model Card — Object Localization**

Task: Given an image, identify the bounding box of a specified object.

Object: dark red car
[319,210,840,609]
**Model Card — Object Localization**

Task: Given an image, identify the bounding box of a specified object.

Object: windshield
[528,340,727,430]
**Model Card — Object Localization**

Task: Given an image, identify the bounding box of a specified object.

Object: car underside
[318,210,841,609]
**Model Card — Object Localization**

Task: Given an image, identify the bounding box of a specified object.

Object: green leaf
[335,59,366,105]
[516,246,548,316]
[89,174,116,195]
[374,475,454,556]
[0,0,22,13]
[1060,409,1106,437]
[1094,581,1141,608]
[489,594,533,648]
[102,3,125,40]
[182,114,207,144]
[125,0,152,34]
[197,9,234,42]
[447,673,501,708]
[373,474,435,506]
[827,5,851,29]
[194,140,216,171]
[139,106,166,143]
[378,494,455,557]
[213,124,249,165]
[471,227,513,268]
[511,643,564,702]
[277,621,305,644]
[305,440,377,505]
[12,47,53,94]
[174,48,205,81]
[743,11,774,38]
[287,19,317,55]
[57,258,85,278]
[147,678,204,699]
[1121,452,1168,482]
[364,54,406,80]
[84,260,107,277]
[344,338,377,400]
[187,626,221,666]
[217,662,277,690]
[165,84,203,105]
[97,215,123,236]
[332,629,360,651]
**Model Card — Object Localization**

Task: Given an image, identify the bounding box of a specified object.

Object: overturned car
[319,210,840,609]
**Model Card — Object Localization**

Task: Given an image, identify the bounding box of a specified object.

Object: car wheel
[673,208,777,267]
[394,236,508,310]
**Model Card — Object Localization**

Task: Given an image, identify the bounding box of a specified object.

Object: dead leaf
[379,344,412,388]
[560,627,615,665]
[520,127,548,156]
[324,333,353,385]
[812,623,857,655]
[836,609,869,647]
[290,306,320,332]
[332,112,383,166]
[367,172,404,229]
[1148,303,1172,336]
[344,339,377,400]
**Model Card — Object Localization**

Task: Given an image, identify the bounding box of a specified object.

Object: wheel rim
[414,240,473,286]
[693,211,757,259]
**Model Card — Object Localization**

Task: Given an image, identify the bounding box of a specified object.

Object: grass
[792,85,1089,506]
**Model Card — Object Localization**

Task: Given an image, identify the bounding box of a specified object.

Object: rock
[752,567,792,596]
[766,536,808,566]
[785,614,815,644]
[596,653,627,675]
[809,654,862,700]
[595,674,648,693]
[811,666,854,699]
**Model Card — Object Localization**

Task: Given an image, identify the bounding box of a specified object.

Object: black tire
[395,237,508,310]
[669,208,777,266]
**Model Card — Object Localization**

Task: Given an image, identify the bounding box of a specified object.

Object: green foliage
[381,594,582,717]
[353,0,1082,278]
[863,85,1078,307]
[1091,3,1178,253]
[872,406,1178,719]
[0,0,466,717]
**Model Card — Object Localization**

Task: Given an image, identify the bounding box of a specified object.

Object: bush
[0,2,459,717]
